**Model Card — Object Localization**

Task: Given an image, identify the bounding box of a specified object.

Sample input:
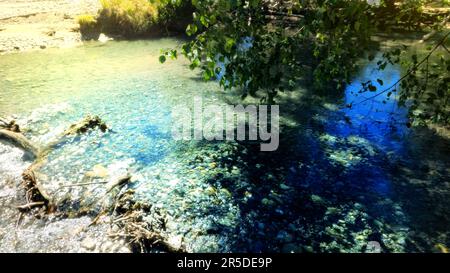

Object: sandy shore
[0,0,100,54]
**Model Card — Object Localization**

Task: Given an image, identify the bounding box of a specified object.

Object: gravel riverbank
[0,141,130,253]
[0,0,100,54]
[0,1,132,253]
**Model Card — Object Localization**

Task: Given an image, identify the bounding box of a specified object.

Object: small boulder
[166,235,183,252]
[81,237,96,251]
[86,164,108,178]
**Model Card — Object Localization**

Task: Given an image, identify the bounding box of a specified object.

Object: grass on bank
[76,14,97,27]
[76,0,192,38]
[98,0,159,36]
[76,14,101,40]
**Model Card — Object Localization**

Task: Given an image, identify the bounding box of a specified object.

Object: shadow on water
[186,57,450,252]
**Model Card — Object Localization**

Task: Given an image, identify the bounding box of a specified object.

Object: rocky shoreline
[0,1,132,253]
[0,0,100,54]
[0,141,131,253]
[0,116,131,253]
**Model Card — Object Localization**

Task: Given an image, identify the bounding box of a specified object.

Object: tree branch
[349,31,450,107]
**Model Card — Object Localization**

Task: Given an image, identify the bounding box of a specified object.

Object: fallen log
[1,115,110,210]
[106,174,132,193]
[42,115,109,156]
[0,129,39,158]
[32,115,111,206]
[0,117,50,208]
[22,159,52,203]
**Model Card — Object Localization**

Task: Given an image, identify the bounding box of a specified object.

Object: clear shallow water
[0,39,223,173]
[0,39,449,252]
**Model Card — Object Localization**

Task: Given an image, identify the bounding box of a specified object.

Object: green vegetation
[92,0,192,37]
[77,14,97,27]
[160,0,449,126]
[76,0,450,127]
[97,0,158,36]
[386,33,450,126]
[77,14,101,40]
[157,0,194,33]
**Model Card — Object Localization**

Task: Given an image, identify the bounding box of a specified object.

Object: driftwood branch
[42,115,109,156]
[58,181,109,188]
[0,129,39,158]
[1,115,110,210]
[106,175,132,193]
[348,31,450,107]
[16,201,46,211]
[22,164,52,202]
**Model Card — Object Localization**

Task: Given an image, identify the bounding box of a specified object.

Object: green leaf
[159,55,166,63]
[186,24,198,36]
[203,69,214,81]
[376,79,384,86]
[189,58,200,70]
[288,80,295,88]
[203,70,211,81]
[200,15,208,27]
[181,44,191,55]
[224,38,235,53]
[368,84,377,92]
[169,49,177,60]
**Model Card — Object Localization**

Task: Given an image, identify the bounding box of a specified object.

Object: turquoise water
[0,39,223,184]
[0,39,449,252]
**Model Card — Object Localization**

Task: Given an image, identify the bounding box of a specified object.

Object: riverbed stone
[81,237,96,251]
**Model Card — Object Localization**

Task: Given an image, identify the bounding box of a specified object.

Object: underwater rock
[106,174,132,193]
[231,166,240,175]
[325,207,341,215]
[261,198,274,206]
[219,188,232,198]
[205,186,217,196]
[365,241,382,253]
[303,245,314,253]
[276,230,294,243]
[86,164,109,178]
[311,194,325,205]
[282,243,301,253]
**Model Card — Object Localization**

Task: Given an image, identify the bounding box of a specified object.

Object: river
[0,38,449,252]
